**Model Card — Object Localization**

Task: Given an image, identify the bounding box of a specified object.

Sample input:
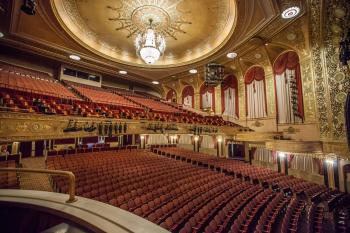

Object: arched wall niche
[221,75,239,118]
[182,85,195,108]
[273,50,304,124]
[199,84,215,111]
[244,65,267,119]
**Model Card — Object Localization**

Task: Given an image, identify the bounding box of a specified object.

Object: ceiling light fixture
[281,6,300,19]
[152,81,159,85]
[119,70,127,75]
[227,52,237,59]
[189,69,198,74]
[69,55,81,61]
[135,19,166,65]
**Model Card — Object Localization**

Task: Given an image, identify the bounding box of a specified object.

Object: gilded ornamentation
[273,17,308,56]
[300,58,317,121]
[283,126,300,134]
[309,0,331,138]
[52,0,236,67]
[324,0,349,140]
[107,1,191,40]
[252,120,263,127]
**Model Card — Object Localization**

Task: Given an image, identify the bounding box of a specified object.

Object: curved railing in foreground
[0,168,77,203]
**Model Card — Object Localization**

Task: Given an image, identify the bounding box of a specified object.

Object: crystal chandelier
[135,19,166,65]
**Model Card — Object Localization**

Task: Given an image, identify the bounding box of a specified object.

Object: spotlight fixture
[0,32,4,38]
[281,6,300,19]
[189,69,198,74]
[69,55,81,61]
[119,70,127,75]
[227,52,237,59]
[152,81,159,85]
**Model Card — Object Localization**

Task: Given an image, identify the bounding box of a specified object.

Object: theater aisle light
[69,54,81,61]
[119,70,127,75]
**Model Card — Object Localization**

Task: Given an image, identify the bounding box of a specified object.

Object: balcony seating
[126,95,182,113]
[0,66,79,100]
[69,83,141,109]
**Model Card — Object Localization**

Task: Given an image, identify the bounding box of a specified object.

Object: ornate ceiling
[0,0,288,84]
[53,0,237,67]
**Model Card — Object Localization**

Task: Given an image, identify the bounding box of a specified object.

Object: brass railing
[0,168,77,203]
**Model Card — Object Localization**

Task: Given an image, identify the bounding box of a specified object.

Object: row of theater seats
[69,83,141,109]
[0,64,241,127]
[153,147,328,198]
[45,149,349,233]
[126,95,182,113]
[0,67,79,100]
[0,88,239,127]
[0,160,19,189]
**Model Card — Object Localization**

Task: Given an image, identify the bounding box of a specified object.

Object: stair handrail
[0,168,77,203]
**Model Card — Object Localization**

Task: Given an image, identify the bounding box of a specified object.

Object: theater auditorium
[0,0,349,232]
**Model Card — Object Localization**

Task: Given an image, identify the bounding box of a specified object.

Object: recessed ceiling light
[189,69,197,74]
[281,6,300,19]
[69,54,81,61]
[119,70,127,75]
[0,32,4,38]
[227,52,237,59]
[152,81,159,85]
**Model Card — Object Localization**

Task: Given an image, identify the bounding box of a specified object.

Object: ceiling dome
[52,0,237,68]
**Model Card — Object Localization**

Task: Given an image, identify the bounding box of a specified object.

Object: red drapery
[182,85,194,108]
[273,51,304,119]
[166,89,176,102]
[221,75,238,115]
[200,84,215,111]
[244,66,267,116]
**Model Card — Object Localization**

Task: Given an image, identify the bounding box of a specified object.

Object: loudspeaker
[21,0,36,15]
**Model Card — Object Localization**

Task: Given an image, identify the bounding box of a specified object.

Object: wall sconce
[217,137,223,143]
[278,152,286,158]
[140,135,145,140]
[194,136,199,141]
[325,158,335,165]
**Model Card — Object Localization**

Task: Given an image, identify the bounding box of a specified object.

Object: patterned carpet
[19,157,53,192]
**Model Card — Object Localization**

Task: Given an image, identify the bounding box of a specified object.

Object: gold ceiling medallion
[107,1,191,40]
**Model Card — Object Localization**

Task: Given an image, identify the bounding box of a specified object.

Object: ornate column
[214,85,222,115]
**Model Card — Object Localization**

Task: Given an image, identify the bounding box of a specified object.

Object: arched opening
[166,89,177,103]
[273,51,304,124]
[200,84,215,111]
[182,85,194,108]
[221,75,238,118]
[244,66,267,119]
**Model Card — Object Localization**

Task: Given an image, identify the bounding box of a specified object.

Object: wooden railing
[0,168,77,203]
